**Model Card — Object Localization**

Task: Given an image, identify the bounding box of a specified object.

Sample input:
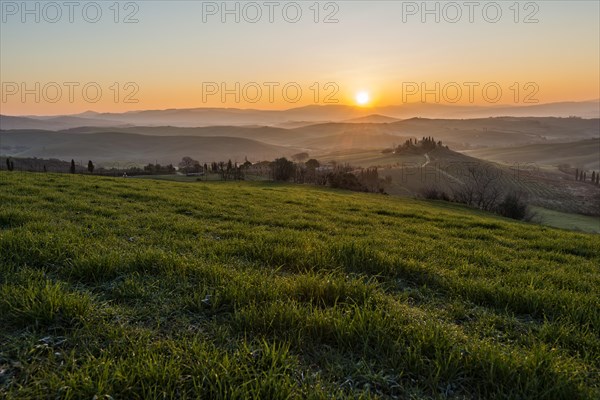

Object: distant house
[246,161,272,176]
[316,165,334,173]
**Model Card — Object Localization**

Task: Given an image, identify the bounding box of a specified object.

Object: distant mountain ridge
[2,100,598,130]
[343,114,401,124]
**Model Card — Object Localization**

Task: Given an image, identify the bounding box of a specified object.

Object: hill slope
[464,139,600,170]
[0,130,298,165]
[0,172,599,399]
[3,117,596,164]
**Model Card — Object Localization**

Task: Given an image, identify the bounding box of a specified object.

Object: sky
[1,0,599,115]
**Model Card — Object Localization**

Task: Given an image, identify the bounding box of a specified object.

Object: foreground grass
[1,171,599,399]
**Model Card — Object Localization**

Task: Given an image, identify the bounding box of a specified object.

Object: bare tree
[452,164,503,211]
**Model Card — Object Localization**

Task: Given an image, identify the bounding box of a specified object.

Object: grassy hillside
[386,117,599,150]
[532,207,600,234]
[319,146,600,216]
[464,139,600,171]
[1,172,599,399]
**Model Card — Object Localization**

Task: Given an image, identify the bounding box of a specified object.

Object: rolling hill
[1,172,598,399]
[2,116,598,173]
[319,145,600,216]
[343,114,401,123]
[0,130,298,165]
[14,116,595,150]
[384,117,600,149]
[0,115,131,131]
[464,139,600,170]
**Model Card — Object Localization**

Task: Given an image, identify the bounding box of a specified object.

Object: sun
[355,91,370,106]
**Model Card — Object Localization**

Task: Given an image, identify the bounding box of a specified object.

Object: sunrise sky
[1,1,598,115]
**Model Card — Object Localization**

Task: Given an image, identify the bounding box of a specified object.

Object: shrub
[421,187,450,201]
[273,158,295,181]
[496,192,533,221]
[328,171,367,192]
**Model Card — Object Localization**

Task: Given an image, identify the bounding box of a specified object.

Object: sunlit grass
[1,171,599,399]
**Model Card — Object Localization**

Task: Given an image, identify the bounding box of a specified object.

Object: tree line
[575,168,600,185]
[393,137,446,154]
[176,154,387,193]
[1,157,176,177]
[0,153,390,195]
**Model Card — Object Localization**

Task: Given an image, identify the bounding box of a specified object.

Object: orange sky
[1,1,598,115]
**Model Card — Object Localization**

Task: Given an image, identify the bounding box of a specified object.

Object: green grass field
[532,207,600,234]
[1,172,599,399]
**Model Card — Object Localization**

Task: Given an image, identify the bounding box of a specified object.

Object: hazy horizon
[3,98,600,119]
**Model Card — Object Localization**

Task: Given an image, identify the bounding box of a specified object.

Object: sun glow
[355,91,370,106]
